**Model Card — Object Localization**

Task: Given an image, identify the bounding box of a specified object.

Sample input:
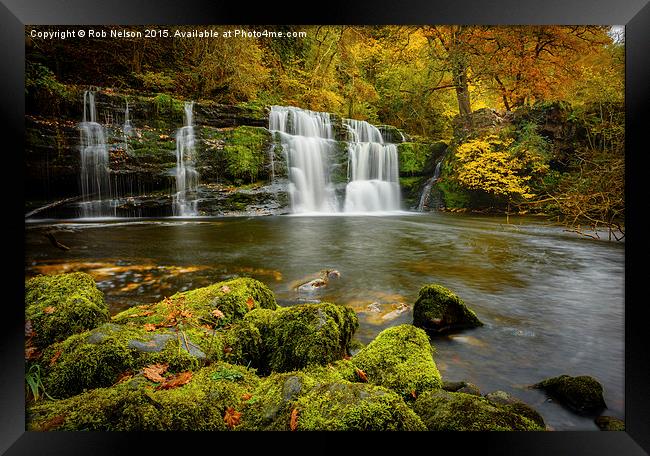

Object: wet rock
[595,415,625,431]
[381,303,410,321]
[484,390,545,428]
[412,284,483,334]
[297,278,328,293]
[25,272,109,349]
[366,302,381,312]
[443,380,481,396]
[533,374,606,414]
[412,390,544,431]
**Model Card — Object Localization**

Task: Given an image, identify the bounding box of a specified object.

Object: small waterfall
[418,160,442,212]
[173,101,199,216]
[343,119,401,213]
[269,106,339,213]
[122,99,132,154]
[79,90,113,217]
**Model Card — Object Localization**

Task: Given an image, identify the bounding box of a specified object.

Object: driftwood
[25,196,85,219]
[44,232,70,251]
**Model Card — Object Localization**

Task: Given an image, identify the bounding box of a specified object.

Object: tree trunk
[453,65,472,117]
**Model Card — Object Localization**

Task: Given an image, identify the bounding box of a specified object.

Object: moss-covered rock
[412,390,544,431]
[350,325,442,399]
[412,284,483,334]
[595,415,625,431]
[533,375,606,414]
[484,390,545,428]
[264,303,358,373]
[25,272,109,348]
[28,362,259,431]
[443,380,481,396]
[113,277,277,328]
[239,371,425,431]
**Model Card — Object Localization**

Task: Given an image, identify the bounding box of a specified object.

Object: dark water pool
[25,212,624,430]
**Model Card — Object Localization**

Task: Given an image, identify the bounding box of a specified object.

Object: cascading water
[269,106,339,213]
[343,119,401,213]
[79,90,113,217]
[123,99,132,154]
[173,101,199,216]
[417,160,442,212]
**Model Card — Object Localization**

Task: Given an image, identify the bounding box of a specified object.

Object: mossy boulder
[112,277,277,328]
[239,371,425,431]
[484,390,545,428]
[263,303,358,373]
[443,380,481,396]
[25,272,109,348]
[28,362,259,431]
[533,375,606,414]
[595,416,625,431]
[412,284,483,334]
[350,325,442,399]
[412,390,544,431]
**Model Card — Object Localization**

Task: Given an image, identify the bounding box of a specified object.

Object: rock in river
[412,284,483,334]
[533,374,606,414]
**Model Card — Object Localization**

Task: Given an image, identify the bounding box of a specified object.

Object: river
[24,212,624,430]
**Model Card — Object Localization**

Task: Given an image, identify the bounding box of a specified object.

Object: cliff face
[25,86,443,217]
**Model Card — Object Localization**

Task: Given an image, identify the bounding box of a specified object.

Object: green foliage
[397,142,430,175]
[25,62,70,98]
[221,127,272,184]
[26,364,52,402]
[134,71,176,92]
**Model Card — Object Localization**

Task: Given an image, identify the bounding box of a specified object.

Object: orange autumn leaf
[180,310,193,318]
[290,408,299,431]
[224,407,242,429]
[220,285,231,293]
[43,306,56,314]
[343,355,352,361]
[143,323,157,332]
[241,393,253,401]
[223,346,233,355]
[25,346,40,361]
[49,349,62,367]
[356,368,368,382]
[411,390,418,399]
[142,363,169,383]
[212,309,225,319]
[246,297,255,310]
[40,415,65,431]
[156,371,193,390]
[115,371,133,385]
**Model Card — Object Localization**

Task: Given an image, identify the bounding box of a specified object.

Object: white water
[79,90,113,217]
[269,106,339,213]
[122,99,132,154]
[343,119,401,213]
[417,160,442,212]
[270,106,402,214]
[173,101,199,216]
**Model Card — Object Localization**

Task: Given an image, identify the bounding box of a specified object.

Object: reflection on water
[24,213,624,430]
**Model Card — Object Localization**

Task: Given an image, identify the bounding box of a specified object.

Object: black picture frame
[4,0,649,453]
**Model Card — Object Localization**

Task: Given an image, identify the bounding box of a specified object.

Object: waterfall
[79,90,113,217]
[343,119,401,213]
[123,99,132,154]
[417,160,442,212]
[173,101,199,216]
[269,106,339,213]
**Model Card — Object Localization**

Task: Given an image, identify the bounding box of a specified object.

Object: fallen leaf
[143,323,157,332]
[356,368,368,382]
[156,371,192,390]
[49,349,62,367]
[223,346,233,355]
[25,320,35,338]
[290,408,299,431]
[241,393,253,401]
[40,414,65,431]
[25,346,40,361]
[143,363,169,383]
[246,297,255,310]
[115,371,133,385]
[212,309,225,319]
[343,355,352,361]
[180,310,193,318]
[224,407,242,429]
[43,306,56,314]
[220,285,231,293]
[411,390,418,399]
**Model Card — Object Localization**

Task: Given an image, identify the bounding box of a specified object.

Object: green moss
[533,375,606,414]
[595,416,625,431]
[412,390,544,431]
[412,284,483,334]
[28,363,259,431]
[25,273,109,348]
[398,142,431,176]
[350,325,442,399]
[40,323,203,398]
[484,390,545,428]
[265,302,358,373]
[239,371,425,431]
[222,126,272,184]
[113,277,277,328]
